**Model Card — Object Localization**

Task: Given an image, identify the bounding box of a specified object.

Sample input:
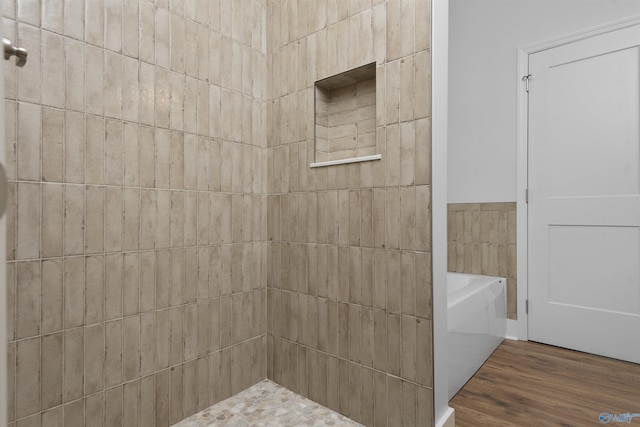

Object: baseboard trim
[436,407,455,427]
[506,319,519,340]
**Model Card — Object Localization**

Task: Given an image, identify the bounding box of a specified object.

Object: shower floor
[173,379,363,426]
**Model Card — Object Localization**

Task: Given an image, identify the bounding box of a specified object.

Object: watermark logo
[600,412,640,424]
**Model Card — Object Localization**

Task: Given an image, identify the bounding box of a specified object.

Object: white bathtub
[448,272,506,400]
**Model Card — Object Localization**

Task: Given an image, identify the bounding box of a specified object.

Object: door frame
[516,14,640,341]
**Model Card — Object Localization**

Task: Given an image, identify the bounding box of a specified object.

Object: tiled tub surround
[5,0,268,426]
[447,203,517,319]
[175,379,363,426]
[266,1,433,427]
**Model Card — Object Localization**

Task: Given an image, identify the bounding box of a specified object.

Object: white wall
[448,0,640,203]
[432,1,451,424]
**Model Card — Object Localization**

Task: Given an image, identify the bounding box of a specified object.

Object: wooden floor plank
[450,341,640,427]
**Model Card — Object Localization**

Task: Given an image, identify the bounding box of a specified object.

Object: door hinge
[522,74,532,92]
[526,299,529,314]
[525,188,529,203]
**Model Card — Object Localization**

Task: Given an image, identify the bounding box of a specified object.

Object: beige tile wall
[447,203,517,319]
[4,0,268,426]
[266,1,433,426]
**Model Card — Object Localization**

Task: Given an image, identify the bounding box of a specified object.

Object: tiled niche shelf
[312,62,381,168]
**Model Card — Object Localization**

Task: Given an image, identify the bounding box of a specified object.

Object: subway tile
[123,0,139,58]
[209,351,223,405]
[5,100,17,180]
[386,313,401,377]
[84,323,104,395]
[85,115,105,184]
[373,308,387,372]
[123,58,140,123]
[155,369,170,427]
[63,185,85,256]
[183,360,197,418]
[104,0,122,52]
[361,367,375,426]
[85,186,105,254]
[85,47,105,116]
[105,386,123,427]
[401,315,417,382]
[105,119,123,185]
[42,0,62,32]
[16,339,40,419]
[137,250,155,312]
[371,188,385,249]
[402,380,417,427]
[415,251,432,319]
[414,51,431,119]
[139,0,155,63]
[105,320,123,388]
[123,188,141,251]
[105,187,123,252]
[41,333,63,410]
[63,256,84,328]
[17,24,41,103]
[124,380,140,427]
[337,358,349,416]
[139,62,155,126]
[6,262,15,341]
[64,38,85,111]
[414,0,431,51]
[86,0,104,46]
[155,308,169,371]
[387,375,402,426]
[41,259,63,334]
[7,341,15,422]
[41,406,62,427]
[399,0,416,56]
[416,318,433,387]
[123,315,141,382]
[349,362,363,423]
[41,183,63,258]
[184,303,198,361]
[414,118,431,186]
[17,102,41,181]
[140,312,156,376]
[63,398,85,427]
[63,328,83,403]
[140,375,155,426]
[105,253,122,321]
[156,68,171,129]
[104,51,123,119]
[184,247,197,298]
[385,188,400,250]
[170,248,185,307]
[42,31,65,108]
[84,254,104,324]
[169,306,184,366]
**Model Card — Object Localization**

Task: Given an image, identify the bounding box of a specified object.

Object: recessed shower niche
[313,62,381,167]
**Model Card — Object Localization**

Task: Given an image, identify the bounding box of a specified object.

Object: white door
[528,23,640,363]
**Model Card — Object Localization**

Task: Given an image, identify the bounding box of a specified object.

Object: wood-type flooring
[450,340,640,426]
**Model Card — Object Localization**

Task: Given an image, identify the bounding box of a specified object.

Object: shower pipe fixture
[3,38,27,67]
